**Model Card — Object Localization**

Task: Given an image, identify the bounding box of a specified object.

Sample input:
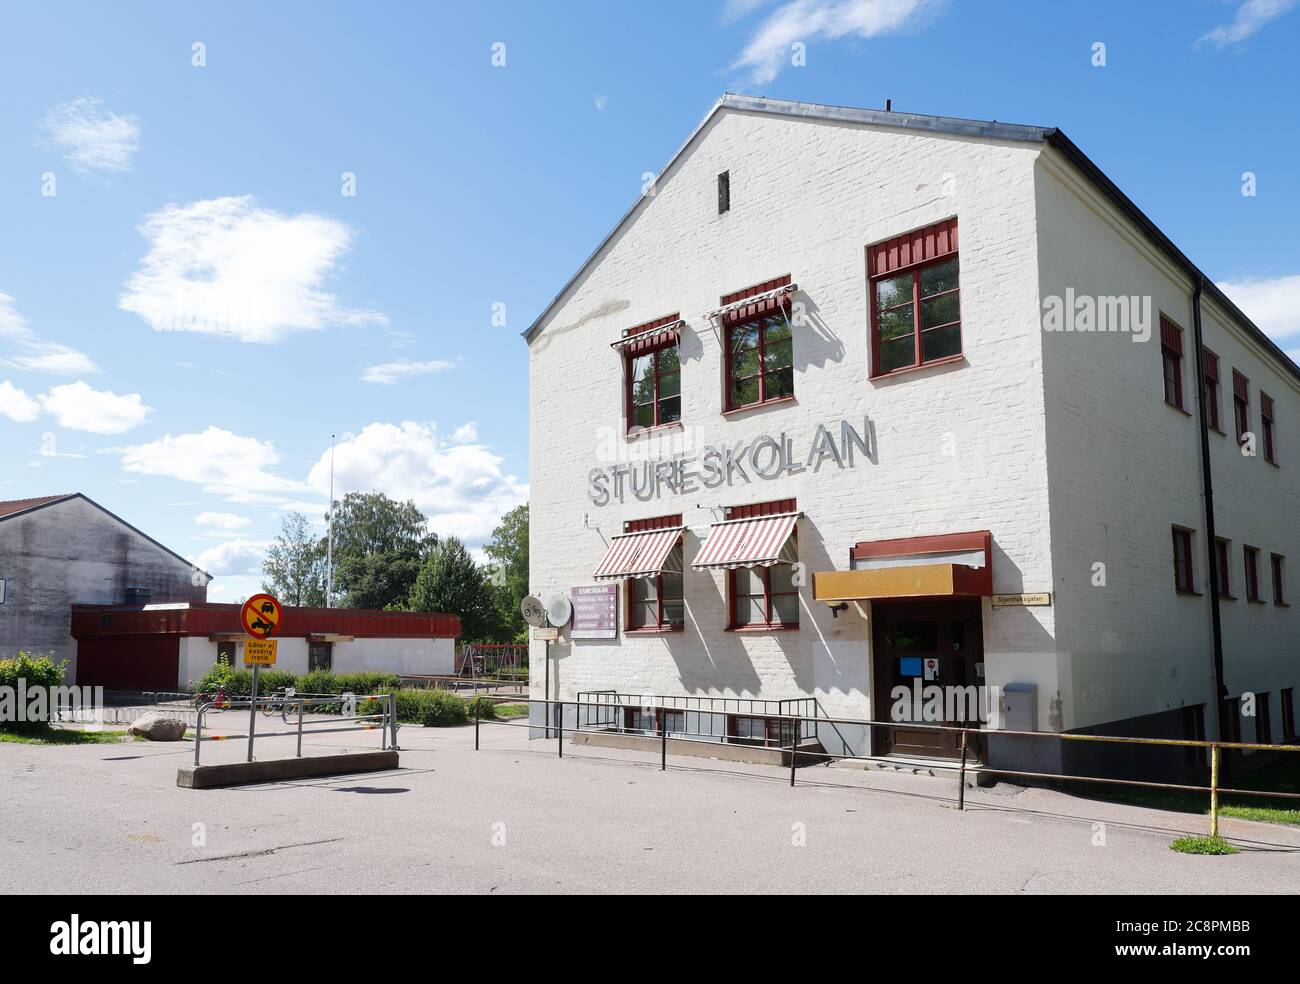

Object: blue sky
[1,0,1297,601]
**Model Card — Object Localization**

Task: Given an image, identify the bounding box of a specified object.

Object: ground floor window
[623,707,684,736]
[1181,704,1207,769]
[728,715,796,748]
[628,564,684,631]
[1282,688,1296,742]
[730,561,799,629]
[309,641,333,672]
[216,640,237,666]
[1255,692,1272,745]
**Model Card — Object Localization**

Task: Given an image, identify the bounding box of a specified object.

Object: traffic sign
[241,593,283,639]
[243,639,278,666]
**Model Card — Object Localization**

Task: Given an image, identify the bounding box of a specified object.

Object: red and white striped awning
[692,513,799,571]
[593,527,685,581]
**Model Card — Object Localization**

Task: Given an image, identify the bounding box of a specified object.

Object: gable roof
[523,93,1300,386]
[0,494,74,519]
[0,492,212,579]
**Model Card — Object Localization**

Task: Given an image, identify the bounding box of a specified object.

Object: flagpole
[326,433,335,608]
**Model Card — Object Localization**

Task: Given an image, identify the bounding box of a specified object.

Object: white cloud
[39,381,151,433]
[0,381,40,422]
[119,196,387,343]
[593,95,608,111]
[0,291,99,376]
[452,422,478,443]
[195,511,251,531]
[1199,0,1295,47]
[1216,274,1300,363]
[120,426,313,503]
[360,358,457,385]
[732,0,941,85]
[195,539,272,577]
[37,96,140,175]
[306,421,528,544]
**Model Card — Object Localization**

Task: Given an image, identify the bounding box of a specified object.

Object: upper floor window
[719,276,796,412]
[1215,537,1233,599]
[1233,369,1250,442]
[1160,316,1185,410]
[1203,348,1222,432]
[1244,545,1262,602]
[1261,392,1277,464]
[1172,526,1196,594]
[1270,553,1286,606]
[619,313,682,433]
[868,217,961,377]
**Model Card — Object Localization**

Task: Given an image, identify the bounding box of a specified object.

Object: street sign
[520,595,547,628]
[533,626,559,641]
[243,639,278,666]
[991,593,1052,608]
[241,592,283,639]
[570,584,618,639]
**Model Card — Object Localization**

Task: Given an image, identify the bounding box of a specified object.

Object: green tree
[408,537,498,642]
[483,503,529,642]
[261,512,327,606]
[330,492,436,609]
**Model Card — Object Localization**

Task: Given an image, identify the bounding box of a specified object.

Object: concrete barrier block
[177,750,399,789]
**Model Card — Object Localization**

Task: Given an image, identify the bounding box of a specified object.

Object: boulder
[129,713,187,741]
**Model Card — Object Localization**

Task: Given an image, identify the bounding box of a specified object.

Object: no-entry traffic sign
[241,593,282,639]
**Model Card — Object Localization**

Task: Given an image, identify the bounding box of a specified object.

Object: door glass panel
[887,620,938,651]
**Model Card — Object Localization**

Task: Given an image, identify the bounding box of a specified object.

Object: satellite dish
[520,595,547,628]
[546,594,573,628]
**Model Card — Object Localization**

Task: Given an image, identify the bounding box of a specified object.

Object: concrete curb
[177,750,399,789]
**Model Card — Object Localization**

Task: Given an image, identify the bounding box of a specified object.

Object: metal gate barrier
[193,692,399,766]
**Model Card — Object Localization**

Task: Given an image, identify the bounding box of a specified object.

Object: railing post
[1210,743,1221,838]
[194,704,203,767]
[558,701,564,759]
[789,717,799,787]
[296,697,304,757]
[390,693,399,751]
[475,698,480,751]
[661,713,667,771]
[958,730,968,811]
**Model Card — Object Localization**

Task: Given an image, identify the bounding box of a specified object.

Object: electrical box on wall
[1000,683,1037,732]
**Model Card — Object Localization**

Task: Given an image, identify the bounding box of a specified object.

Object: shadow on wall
[791,292,845,370]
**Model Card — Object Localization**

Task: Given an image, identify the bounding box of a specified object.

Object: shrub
[466,696,497,720]
[420,689,468,727]
[0,652,68,729]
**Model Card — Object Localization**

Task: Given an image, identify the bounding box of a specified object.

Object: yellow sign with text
[243,639,278,666]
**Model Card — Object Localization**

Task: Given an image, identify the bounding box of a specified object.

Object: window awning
[593,527,685,581]
[812,530,992,602]
[610,321,684,355]
[692,512,799,571]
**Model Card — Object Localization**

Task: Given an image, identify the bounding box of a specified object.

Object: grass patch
[494,703,530,718]
[1170,835,1239,856]
[0,727,129,746]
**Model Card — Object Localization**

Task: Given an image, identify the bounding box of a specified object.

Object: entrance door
[872,600,984,758]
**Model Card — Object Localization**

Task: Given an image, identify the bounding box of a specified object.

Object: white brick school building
[523,95,1299,779]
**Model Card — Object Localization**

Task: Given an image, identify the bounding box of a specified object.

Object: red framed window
[868,217,961,377]
[1233,369,1250,442]
[1215,537,1233,599]
[1261,392,1277,463]
[622,314,682,432]
[1271,553,1286,606]
[1160,316,1184,410]
[1172,527,1196,594]
[725,497,799,629]
[728,715,797,748]
[623,514,684,631]
[1244,545,1261,602]
[1203,348,1222,432]
[720,276,796,412]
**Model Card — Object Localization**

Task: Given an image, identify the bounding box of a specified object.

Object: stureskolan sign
[586,417,874,506]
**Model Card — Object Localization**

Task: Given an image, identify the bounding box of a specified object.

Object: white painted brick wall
[527,108,1059,730]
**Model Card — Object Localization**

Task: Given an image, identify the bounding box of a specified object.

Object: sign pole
[247,662,259,762]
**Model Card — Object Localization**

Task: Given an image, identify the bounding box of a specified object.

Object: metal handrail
[474,698,1300,839]
[193,692,399,766]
